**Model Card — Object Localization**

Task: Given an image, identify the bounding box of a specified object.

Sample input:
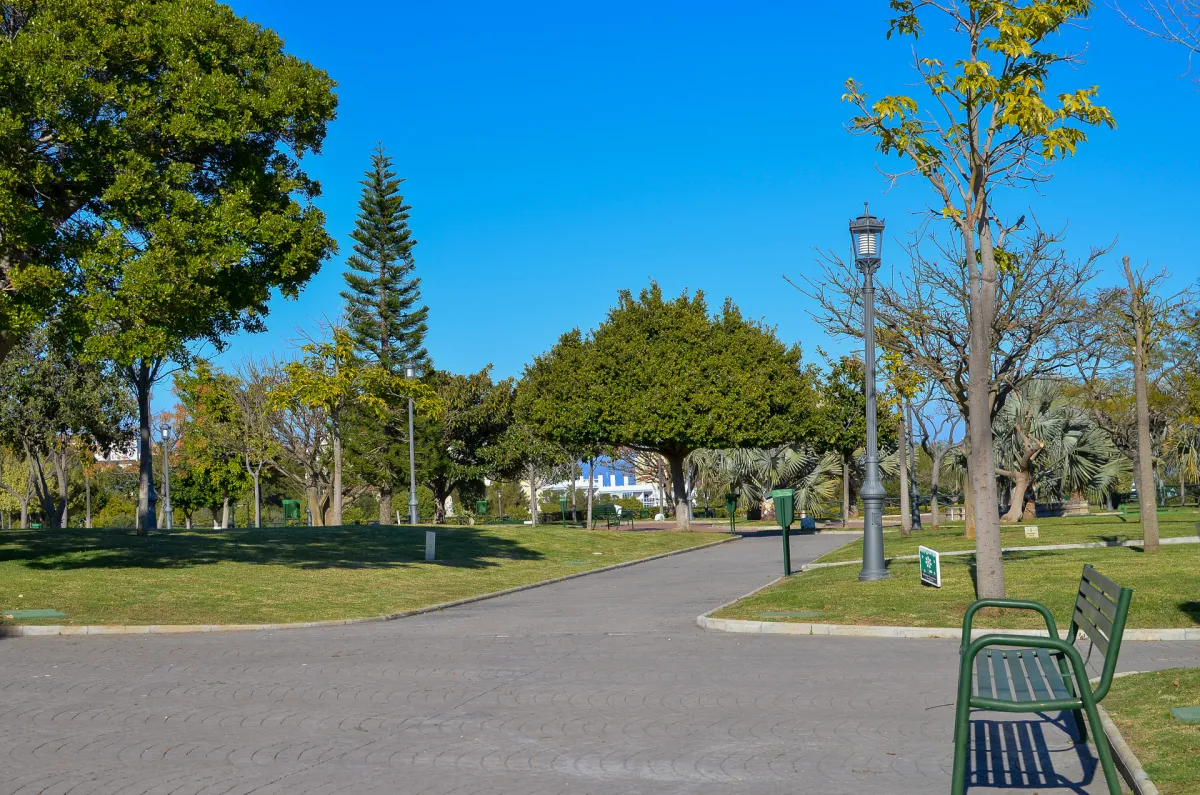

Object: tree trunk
[964,457,976,540]
[929,455,942,531]
[842,453,850,528]
[379,485,393,525]
[20,492,29,528]
[84,468,92,529]
[1181,471,1186,507]
[221,495,231,529]
[433,482,448,524]
[666,450,690,530]
[898,412,912,537]
[528,463,538,526]
[1127,257,1160,553]
[305,483,323,526]
[969,230,1004,598]
[1001,469,1032,523]
[587,458,595,529]
[330,408,344,527]
[131,361,158,536]
[252,470,262,528]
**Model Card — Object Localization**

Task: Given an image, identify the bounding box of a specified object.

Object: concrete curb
[803,534,1200,571]
[1,535,738,639]
[696,615,1200,641]
[1096,702,1159,795]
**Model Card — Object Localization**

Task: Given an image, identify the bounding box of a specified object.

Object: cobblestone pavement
[1,535,1196,795]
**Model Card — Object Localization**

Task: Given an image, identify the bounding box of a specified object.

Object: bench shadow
[0,525,544,572]
[968,715,1097,793]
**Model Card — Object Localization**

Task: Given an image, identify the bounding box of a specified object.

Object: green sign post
[771,489,795,576]
[918,545,941,588]
[724,491,739,534]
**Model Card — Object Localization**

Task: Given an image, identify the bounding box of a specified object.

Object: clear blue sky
[175,0,1200,407]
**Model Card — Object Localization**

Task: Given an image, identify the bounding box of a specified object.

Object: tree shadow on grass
[1178,601,1200,626]
[0,525,544,572]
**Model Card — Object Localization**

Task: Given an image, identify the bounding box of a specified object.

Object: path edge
[1,535,738,638]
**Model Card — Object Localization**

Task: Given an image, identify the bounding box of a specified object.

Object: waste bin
[282,499,301,525]
[724,492,739,533]
[771,489,795,576]
[559,495,569,526]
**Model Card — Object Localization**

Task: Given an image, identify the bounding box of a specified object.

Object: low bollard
[425,530,436,561]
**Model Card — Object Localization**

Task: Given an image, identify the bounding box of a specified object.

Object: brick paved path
[1,535,1196,794]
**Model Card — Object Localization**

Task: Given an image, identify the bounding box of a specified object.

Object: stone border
[1097,700,1159,795]
[697,615,1200,641]
[0,535,737,638]
[803,534,1200,571]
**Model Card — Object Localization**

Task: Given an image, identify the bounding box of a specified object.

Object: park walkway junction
[2,535,1196,794]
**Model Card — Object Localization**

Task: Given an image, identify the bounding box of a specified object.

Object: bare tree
[1116,1,1200,79]
[230,360,280,528]
[913,389,963,531]
[802,225,1110,540]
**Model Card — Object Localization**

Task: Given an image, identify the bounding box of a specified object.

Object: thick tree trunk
[305,483,323,526]
[379,485,393,525]
[899,413,911,537]
[433,482,448,524]
[1134,336,1159,552]
[964,457,976,540]
[20,494,29,528]
[587,458,595,529]
[330,409,344,527]
[1001,469,1032,523]
[131,361,158,535]
[528,463,538,526]
[666,450,690,530]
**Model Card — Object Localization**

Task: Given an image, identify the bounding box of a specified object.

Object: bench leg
[951,659,974,793]
[1070,708,1088,743]
[1080,697,1121,795]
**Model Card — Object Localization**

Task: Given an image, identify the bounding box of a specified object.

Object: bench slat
[1074,606,1111,655]
[1079,579,1118,620]
[1006,652,1033,702]
[989,651,1013,702]
[975,652,992,699]
[1034,648,1073,700]
[1020,650,1051,702]
[1083,564,1122,601]
[1075,593,1115,637]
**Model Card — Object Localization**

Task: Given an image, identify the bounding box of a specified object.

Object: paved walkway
[1,535,1196,794]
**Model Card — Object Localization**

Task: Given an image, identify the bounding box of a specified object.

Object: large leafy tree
[340,145,429,522]
[1,0,339,533]
[523,283,818,530]
[841,0,1115,597]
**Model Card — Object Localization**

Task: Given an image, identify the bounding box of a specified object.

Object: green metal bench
[951,564,1133,795]
[592,504,633,530]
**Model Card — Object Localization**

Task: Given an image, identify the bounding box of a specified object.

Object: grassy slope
[1105,669,1200,795]
[814,510,1200,563]
[715,543,1200,629]
[0,524,715,626]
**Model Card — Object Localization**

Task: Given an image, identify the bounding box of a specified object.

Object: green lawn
[715,542,1200,629]
[0,524,716,626]
[814,509,1200,563]
[1105,669,1200,794]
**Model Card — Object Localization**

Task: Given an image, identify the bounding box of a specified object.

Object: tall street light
[160,420,174,531]
[850,203,888,581]
[405,361,420,526]
[908,399,923,531]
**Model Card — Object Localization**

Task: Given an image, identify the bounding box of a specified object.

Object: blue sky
[171,0,1200,408]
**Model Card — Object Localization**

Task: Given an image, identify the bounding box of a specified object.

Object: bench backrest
[594,504,618,517]
[1069,564,1133,700]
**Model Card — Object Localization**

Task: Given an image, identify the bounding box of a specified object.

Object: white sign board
[918,545,942,588]
[1024,525,1039,538]
[425,531,436,561]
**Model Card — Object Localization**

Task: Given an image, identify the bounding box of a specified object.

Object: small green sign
[918,545,941,588]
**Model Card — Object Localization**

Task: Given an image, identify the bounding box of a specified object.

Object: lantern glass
[848,203,885,263]
[404,362,416,379]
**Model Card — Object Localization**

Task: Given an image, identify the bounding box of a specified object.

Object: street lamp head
[849,202,885,272]
[160,421,172,441]
[404,361,420,379]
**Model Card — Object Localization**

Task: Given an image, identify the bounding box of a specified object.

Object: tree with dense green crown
[342,145,429,369]
[521,283,819,530]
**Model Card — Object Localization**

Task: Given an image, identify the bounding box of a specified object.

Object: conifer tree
[341,145,430,523]
[342,145,429,370]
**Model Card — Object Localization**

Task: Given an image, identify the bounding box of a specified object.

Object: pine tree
[342,145,429,371]
[341,145,430,523]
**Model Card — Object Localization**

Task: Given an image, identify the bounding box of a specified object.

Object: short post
[771,489,795,576]
[559,494,569,527]
[425,530,436,561]
[725,491,739,535]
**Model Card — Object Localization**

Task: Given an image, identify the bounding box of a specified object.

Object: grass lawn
[814,509,1200,564]
[714,542,1200,629]
[1105,669,1200,794]
[0,524,716,626]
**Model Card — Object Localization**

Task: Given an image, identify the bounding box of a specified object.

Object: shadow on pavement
[968,715,1097,793]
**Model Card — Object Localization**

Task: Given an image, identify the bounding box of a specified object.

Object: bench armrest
[959,599,1059,655]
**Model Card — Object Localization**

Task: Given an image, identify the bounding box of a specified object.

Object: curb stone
[696,615,1200,641]
[1092,672,1160,795]
[0,535,737,638]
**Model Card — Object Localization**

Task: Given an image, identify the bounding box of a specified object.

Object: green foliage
[341,145,429,370]
[93,494,136,529]
[175,362,250,504]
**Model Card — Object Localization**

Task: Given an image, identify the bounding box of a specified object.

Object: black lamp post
[908,399,923,531]
[405,361,420,525]
[160,420,174,531]
[850,203,888,581]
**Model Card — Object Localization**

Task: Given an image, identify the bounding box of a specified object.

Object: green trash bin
[282,499,301,525]
[771,488,795,576]
[724,492,739,534]
[476,499,489,517]
[559,495,569,527]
